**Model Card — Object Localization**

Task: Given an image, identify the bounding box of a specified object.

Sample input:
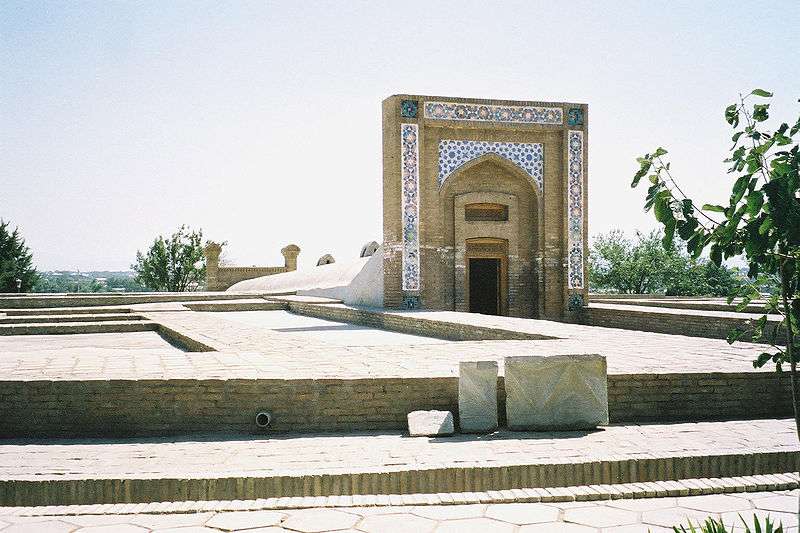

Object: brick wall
[585,305,786,344]
[2,371,791,438]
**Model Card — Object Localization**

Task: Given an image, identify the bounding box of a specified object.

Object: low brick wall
[1,371,791,438]
[585,305,786,344]
[288,302,556,341]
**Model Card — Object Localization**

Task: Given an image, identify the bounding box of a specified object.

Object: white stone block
[504,354,608,431]
[459,361,498,433]
[407,410,454,437]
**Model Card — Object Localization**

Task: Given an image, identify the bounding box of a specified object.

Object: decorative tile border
[425,101,562,125]
[438,140,543,189]
[400,124,420,292]
[567,130,585,289]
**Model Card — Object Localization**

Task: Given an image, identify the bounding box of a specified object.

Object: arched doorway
[441,155,542,318]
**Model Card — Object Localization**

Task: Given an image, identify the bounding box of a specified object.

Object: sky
[1,1,798,271]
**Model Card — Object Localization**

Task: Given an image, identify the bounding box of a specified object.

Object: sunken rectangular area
[206,310,454,346]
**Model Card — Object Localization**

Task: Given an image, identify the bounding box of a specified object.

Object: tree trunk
[779,262,800,440]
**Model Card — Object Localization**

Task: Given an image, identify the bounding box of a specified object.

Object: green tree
[589,229,743,296]
[0,219,38,292]
[632,89,800,437]
[589,229,679,293]
[132,226,206,292]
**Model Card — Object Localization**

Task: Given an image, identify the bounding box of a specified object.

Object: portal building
[382,95,588,319]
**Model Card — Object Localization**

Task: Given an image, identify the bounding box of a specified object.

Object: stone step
[0,420,796,506]
[0,320,158,336]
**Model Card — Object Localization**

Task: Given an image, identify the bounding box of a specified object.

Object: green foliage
[589,229,744,296]
[33,271,146,293]
[132,225,206,292]
[671,514,783,533]
[0,219,38,292]
[632,89,800,435]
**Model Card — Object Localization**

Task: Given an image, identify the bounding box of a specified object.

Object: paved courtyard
[0,491,797,532]
[1,419,795,480]
[0,308,780,380]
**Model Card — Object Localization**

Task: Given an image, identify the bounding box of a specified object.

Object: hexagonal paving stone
[435,517,516,533]
[601,526,675,533]
[148,526,219,533]
[2,522,79,533]
[357,513,436,533]
[720,509,798,529]
[755,494,799,513]
[563,506,638,528]
[75,525,147,533]
[282,509,358,532]
[519,524,596,533]
[67,515,142,527]
[132,512,215,529]
[642,508,720,528]
[606,497,677,512]
[485,503,560,525]
[411,504,485,521]
[677,494,753,513]
[205,510,286,531]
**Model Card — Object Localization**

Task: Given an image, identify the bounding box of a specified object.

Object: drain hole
[255,411,272,428]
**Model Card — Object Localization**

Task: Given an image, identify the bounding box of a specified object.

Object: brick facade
[382,95,588,319]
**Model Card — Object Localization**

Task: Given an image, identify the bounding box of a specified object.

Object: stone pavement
[0,490,797,532]
[1,419,795,480]
[0,309,779,380]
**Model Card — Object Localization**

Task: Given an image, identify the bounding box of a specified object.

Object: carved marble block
[407,410,455,437]
[504,354,608,430]
[459,361,498,433]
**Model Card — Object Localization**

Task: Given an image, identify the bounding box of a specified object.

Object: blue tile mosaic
[567,107,584,126]
[438,140,543,189]
[400,100,418,118]
[425,101,562,125]
[400,123,420,292]
[567,130,585,289]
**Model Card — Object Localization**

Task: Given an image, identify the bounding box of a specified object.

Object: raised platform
[1,419,796,506]
[0,303,793,436]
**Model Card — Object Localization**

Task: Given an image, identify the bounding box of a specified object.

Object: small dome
[360,241,380,258]
[317,254,335,266]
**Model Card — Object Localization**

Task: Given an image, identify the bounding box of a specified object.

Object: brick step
[0,292,268,309]
[2,473,796,515]
[0,320,157,336]
[2,307,133,316]
[0,314,145,324]
[0,420,796,506]
[0,451,796,507]
[183,301,287,312]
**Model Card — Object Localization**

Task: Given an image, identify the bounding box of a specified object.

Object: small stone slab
[505,354,609,431]
[407,410,455,436]
[459,361,498,433]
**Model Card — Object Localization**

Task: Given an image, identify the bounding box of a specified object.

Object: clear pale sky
[1,1,798,271]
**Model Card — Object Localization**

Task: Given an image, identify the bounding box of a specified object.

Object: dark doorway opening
[469,258,501,315]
